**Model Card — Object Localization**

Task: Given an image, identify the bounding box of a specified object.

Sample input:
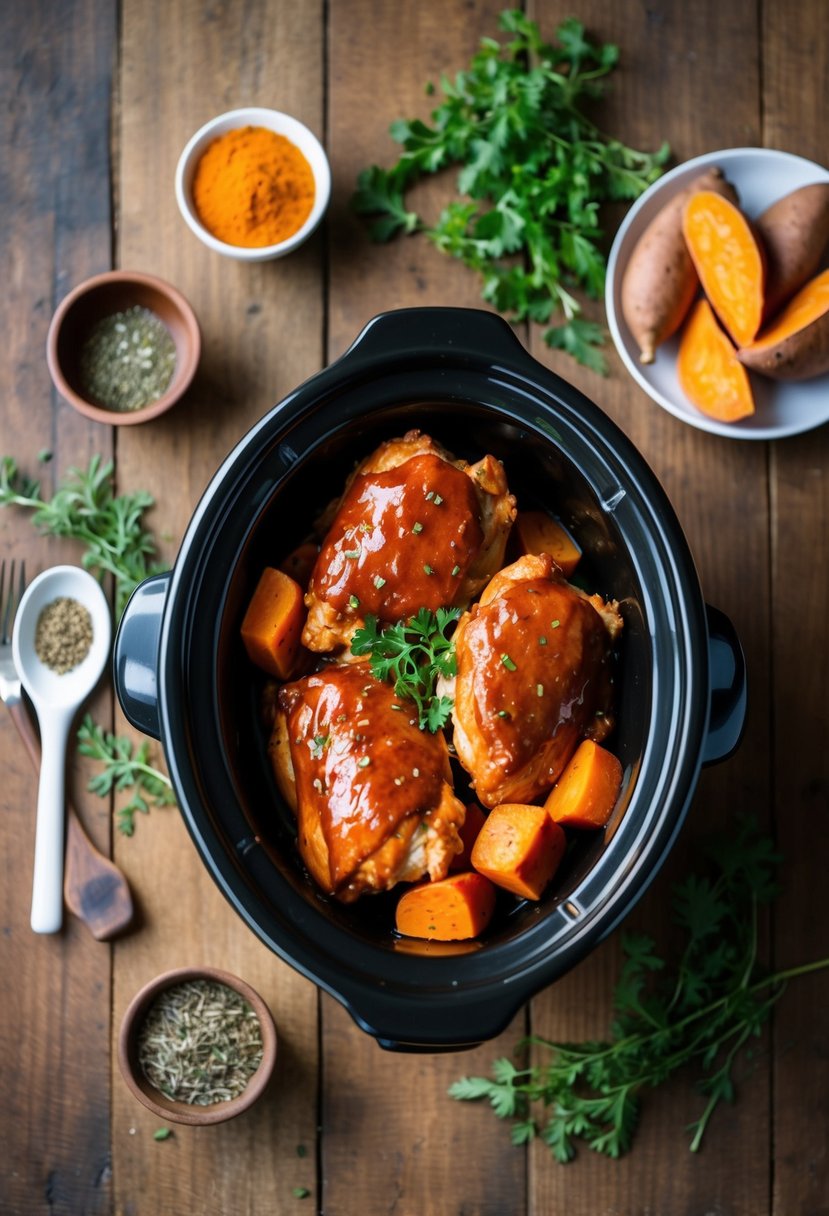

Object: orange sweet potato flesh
[395,872,496,941]
[738,267,829,381]
[544,739,623,830]
[449,802,488,873]
[677,298,755,422]
[471,803,566,901]
[682,191,765,347]
[241,566,305,679]
[621,167,738,364]
[755,183,829,319]
[513,510,581,577]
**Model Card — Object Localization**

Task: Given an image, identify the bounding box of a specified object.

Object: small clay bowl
[46,270,201,426]
[118,966,277,1125]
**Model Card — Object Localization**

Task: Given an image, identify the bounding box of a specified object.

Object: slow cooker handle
[703,604,747,765]
[343,306,530,367]
[113,572,170,742]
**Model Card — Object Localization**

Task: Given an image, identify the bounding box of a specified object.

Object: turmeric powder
[193,126,316,248]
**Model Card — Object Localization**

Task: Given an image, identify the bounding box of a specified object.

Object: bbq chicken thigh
[302,431,516,654]
[268,662,465,903]
[448,553,622,808]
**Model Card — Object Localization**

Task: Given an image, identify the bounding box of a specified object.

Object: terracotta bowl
[46,270,201,425]
[118,965,277,1125]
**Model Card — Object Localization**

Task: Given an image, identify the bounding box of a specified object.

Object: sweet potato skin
[755,183,829,319]
[738,267,829,381]
[620,167,738,365]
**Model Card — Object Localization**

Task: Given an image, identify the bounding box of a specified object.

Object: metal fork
[0,558,134,939]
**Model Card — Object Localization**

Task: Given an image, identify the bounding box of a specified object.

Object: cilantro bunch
[450,817,829,1159]
[353,10,669,373]
[350,607,460,731]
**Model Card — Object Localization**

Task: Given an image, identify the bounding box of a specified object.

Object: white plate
[605,147,829,440]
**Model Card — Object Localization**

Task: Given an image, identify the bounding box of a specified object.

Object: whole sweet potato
[620,167,738,364]
[738,267,829,381]
[755,182,829,318]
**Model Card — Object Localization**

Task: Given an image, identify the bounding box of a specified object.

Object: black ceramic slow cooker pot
[114,308,746,1051]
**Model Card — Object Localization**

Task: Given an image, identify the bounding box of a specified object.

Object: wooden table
[2,2,827,1212]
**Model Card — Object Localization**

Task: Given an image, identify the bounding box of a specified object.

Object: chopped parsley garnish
[350,606,461,731]
[500,653,517,671]
[344,548,361,560]
[451,563,461,577]
[310,734,330,760]
[412,521,424,534]
[348,594,360,609]
[373,575,386,589]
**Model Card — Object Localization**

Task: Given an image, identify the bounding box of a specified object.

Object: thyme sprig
[0,453,166,615]
[450,817,829,1160]
[77,714,176,836]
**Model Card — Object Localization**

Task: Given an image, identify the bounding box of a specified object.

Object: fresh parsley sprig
[353,10,669,373]
[450,817,829,1160]
[77,714,177,836]
[0,453,166,615]
[350,606,461,731]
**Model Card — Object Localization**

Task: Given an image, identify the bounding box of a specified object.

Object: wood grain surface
[1,1,826,1214]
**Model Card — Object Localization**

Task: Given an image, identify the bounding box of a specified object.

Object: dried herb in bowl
[137,978,264,1106]
[79,305,176,412]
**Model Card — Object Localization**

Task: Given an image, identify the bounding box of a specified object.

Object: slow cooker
[114,308,746,1050]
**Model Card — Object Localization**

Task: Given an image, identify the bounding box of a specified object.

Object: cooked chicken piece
[448,553,622,808]
[270,662,465,902]
[302,430,516,654]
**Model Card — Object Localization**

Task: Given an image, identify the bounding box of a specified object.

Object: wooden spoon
[7,698,135,940]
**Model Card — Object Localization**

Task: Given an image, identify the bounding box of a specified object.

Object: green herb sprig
[0,454,166,615]
[353,10,669,373]
[350,606,460,731]
[450,817,829,1160]
[77,714,177,836]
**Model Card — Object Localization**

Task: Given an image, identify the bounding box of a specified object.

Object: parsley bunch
[450,817,829,1159]
[350,607,460,731]
[0,453,166,615]
[353,10,669,373]
[78,715,177,836]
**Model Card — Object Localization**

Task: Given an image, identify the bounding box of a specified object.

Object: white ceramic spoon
[12,566,111,934]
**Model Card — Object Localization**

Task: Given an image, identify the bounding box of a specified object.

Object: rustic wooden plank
[113,0,324,1211]
[527,2,773,1211]
[325,3,528,1214]
[0,1,116,1213]
[762,3,829,1212]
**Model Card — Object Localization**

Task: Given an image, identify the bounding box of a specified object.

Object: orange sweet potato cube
[240,566,305,679]
[544,739,623,830]
[471,803,566,901]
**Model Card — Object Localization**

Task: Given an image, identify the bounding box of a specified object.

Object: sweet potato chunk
[241,566,305,679]
[395,872,497,941]
[544,739,623,830]
[471,803,566,900]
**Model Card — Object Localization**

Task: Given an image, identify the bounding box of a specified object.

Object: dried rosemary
[137,979,264,1106]
[79,306,176,412]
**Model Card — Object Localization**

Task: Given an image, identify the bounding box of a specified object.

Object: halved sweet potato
[755,183,829,319]
[677,298,755,422]
[738,267,829,381]
[620,167,738,364]
[682,191,765,347]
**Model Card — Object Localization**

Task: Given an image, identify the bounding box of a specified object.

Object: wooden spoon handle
[8,699,135,940]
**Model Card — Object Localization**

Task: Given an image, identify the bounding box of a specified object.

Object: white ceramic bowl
[175,107,331,262]
[606,147,829,440]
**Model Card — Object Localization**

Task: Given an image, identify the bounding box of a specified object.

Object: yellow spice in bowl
[193,125,315,248]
